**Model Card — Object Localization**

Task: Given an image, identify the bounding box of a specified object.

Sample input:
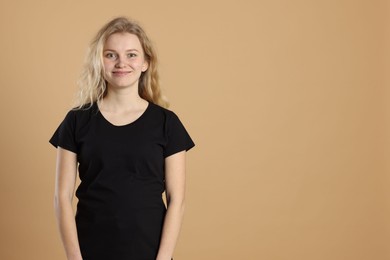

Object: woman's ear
[142,61,149,72]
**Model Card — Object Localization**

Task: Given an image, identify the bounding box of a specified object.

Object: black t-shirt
[49,101,194,260]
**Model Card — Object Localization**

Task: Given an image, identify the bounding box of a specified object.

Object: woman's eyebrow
[103,49,140,52]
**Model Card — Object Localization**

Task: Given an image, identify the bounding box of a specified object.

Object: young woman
[50,17,195,260]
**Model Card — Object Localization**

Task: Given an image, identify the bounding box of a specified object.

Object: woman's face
[102,33,148,90]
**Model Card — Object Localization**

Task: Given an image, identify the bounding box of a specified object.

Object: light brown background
[0,0,389,259]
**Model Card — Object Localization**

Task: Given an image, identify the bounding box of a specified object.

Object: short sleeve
[164,112,195,158]
[49,110,78,153]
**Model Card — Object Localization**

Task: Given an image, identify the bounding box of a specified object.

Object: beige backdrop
[0,0,389,259]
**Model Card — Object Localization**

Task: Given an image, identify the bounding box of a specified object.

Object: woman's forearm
[54,197,83,260]
[156,201,185,260]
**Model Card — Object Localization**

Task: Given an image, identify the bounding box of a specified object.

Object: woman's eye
[127,53,137,58]
[105,53,117,59]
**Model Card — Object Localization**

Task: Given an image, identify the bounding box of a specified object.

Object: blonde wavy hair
[74,17,168,109]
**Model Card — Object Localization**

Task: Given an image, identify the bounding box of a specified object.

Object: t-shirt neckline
[95,101,151,127]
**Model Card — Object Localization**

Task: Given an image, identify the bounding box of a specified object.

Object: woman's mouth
[112,71,131,76]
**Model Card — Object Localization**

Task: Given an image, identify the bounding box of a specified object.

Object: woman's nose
[115,56,126,68]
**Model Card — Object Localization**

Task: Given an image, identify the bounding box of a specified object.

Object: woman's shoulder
[71,102,97,111]
[61,103,98,125]
[68,102,98,115]
[149,102,178,119]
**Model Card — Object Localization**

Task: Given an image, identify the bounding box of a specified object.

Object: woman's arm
[54,147,83,260]
[156,151,187,260]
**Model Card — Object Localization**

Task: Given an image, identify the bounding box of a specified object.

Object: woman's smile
[112,70,132,76]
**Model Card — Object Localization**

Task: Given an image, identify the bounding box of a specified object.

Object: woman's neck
[100,87,147,112]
